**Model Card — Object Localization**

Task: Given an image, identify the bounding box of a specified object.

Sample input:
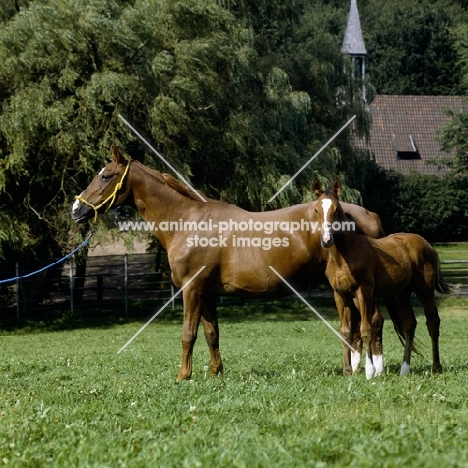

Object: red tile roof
[355,95,468,175]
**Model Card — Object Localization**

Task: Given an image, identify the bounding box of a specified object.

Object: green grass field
[1,296,468,467]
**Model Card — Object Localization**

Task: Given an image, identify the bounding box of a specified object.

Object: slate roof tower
[341,0,367,102]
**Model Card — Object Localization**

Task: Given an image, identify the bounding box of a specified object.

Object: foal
[313,178,457,378]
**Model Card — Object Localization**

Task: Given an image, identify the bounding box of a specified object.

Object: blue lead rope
[0,230,95,285]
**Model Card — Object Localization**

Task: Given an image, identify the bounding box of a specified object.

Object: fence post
[97,275,103,302]
[69,256,74,313]
[171,282,175,309]
[15,263,20,321]
[124,253,128,318]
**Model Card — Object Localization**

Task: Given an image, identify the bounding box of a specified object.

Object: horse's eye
[101,173,112,181]
[314,208,318,213]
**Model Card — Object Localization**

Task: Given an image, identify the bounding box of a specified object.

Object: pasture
[1,295,468,467]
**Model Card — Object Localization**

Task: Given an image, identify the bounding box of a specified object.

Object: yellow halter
[75,160,131,223]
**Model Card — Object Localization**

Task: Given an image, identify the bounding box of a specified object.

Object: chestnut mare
[72,146,388,381]
[312,178,458,378]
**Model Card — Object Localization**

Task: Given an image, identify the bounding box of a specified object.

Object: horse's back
[372,233,439,292]
[340,202,385,239]
[384,233,436,262]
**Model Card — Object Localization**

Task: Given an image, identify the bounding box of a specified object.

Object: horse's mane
[161,173,207,202]
[133,160,216,203]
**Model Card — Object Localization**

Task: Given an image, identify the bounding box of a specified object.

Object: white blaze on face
[72,192,83,213]
[98,167,106,175]
[321,198,332,243]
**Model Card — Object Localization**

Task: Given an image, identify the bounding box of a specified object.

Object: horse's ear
[332,178,342,198]
[110,145,126,165]
[312,179,322,197]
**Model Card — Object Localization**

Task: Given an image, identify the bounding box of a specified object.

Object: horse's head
[312,178,342,248]
[71,145,132,223]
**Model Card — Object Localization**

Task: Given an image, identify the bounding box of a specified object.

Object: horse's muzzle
[320,235,334,249]
[71,199,93,224]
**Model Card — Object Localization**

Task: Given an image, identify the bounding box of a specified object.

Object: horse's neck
[326,206,348,261]
[327,232,353,269]
[129,164,201,246]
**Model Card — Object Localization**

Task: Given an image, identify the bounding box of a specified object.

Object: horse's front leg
[350,300,362,374]
[177,286,202,381]
[371,302,384,376]
[201,297,223,376]
[334,292,353,376]
[356,288,375,379]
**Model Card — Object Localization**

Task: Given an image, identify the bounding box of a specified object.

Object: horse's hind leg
[428,305,442,373]
[177,286,203,381]
[201,297,223,376]
[395,293,417,376]
[417,292,442,373]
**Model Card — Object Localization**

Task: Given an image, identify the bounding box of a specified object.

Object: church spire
[341,0,367,102]
[341,0,366,56]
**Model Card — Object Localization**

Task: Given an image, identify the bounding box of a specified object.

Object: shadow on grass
[0,295,340,335]
[2,293,466,335]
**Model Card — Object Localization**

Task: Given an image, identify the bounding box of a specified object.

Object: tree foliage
[440,109,468,175]
[360,169,468,242]
[439,23,468,176]
[394,173,468,241]
[0,0,149,264]
[361,0,468,96]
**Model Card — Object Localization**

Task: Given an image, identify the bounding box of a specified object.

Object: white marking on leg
[365,354,375,379]
[400,361,411,376]
[373,354,384,376]
[321,199,332,243]
[351,350,361,374]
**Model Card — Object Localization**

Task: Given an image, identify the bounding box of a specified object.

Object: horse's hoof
[176,372,192,382]
[210,364,224,376]
[400,362,411,376]
[432,364,442,374]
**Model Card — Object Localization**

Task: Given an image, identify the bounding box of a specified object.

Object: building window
[397,150,420,160]
[393,134,420,160]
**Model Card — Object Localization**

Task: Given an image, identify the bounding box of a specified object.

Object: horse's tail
[435,257,460,294]
[383,297,422,357]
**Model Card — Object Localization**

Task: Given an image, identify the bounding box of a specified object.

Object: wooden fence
[0,252,175,320]
[1,251,467,321]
